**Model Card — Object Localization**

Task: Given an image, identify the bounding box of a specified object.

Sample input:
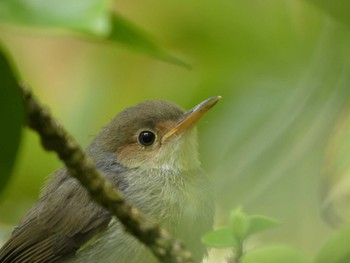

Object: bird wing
[0,168,112,263]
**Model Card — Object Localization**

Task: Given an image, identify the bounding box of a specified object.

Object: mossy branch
[20,84,193,263]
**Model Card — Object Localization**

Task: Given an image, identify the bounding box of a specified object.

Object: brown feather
[0,168,112,262]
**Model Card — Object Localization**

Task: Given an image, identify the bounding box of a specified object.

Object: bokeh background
[1,0,350,262]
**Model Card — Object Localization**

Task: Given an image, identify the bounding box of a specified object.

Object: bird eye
[138,131,156,146]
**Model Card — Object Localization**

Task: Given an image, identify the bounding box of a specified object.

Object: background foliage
[1,0,350,262]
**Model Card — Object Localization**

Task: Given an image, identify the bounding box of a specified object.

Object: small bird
[0,96,220,263]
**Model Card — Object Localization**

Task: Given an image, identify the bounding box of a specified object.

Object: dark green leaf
[307,0,350,28]
[0,0,110,36]
[242,245,311,263]
[246,215,280,236]
[201,227,237,248]
[0,46,23,193]
[315,225,350,263]
[108,14,190,68]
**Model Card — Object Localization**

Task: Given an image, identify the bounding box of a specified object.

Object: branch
[20,84,194,263]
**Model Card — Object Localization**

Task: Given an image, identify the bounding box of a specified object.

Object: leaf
[0,1,188,66]
[201,227,237,249]
[314,225,350,263]
[0,0,111,36]
[241,245,311,263]
[229,206,250,241]
[246,215,280,236]
[307,0,350,28]
[0,46,23,193]
[320,105,350,227]
[108,13,190,68]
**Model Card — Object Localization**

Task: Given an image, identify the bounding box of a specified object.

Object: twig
[20,84,193,263]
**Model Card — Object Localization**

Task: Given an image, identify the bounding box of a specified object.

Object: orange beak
[163,96,221,141]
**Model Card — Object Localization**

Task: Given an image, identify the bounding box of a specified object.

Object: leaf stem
[233,239,243,263]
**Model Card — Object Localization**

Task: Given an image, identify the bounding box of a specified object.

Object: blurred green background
[1,0,350,262]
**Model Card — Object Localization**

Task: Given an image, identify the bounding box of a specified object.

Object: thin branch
[20,84,194,263]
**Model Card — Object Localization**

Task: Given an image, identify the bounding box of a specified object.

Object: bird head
[89,96,221,172]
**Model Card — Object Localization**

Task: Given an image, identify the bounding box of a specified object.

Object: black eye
[138,131,156,146]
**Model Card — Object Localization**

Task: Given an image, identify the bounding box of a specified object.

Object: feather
[0,168,112,262]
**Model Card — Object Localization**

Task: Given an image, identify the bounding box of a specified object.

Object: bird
[0,96,221,263]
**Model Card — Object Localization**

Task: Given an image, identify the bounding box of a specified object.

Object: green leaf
[307,0,350,28]
[314,225,350,263]
[108,14,190,68]
[0,0,111,36]
[0,46,23,193]
[0,1,188,66]
[201,227,237,248]
[242,245,311,263]
[229,206,250,241]
[246,215,280,236]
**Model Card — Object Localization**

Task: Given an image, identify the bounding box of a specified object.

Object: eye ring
[138,131,156,146]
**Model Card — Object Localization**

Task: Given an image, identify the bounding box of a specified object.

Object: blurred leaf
[202,208,279,249]
[315,225,350,263]
[0,46,23,193]
[246,215,280,236]
[0,0,111,36]
[242,245,310,263]
[0,1,187,66]
[229,206,249,241]
[209,21,350,244]
[321,105,350,227]
[108,14,190,67]
[307,0,350,28]
[201,227,237,248]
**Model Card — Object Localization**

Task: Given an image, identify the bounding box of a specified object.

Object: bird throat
[154,128,201,173]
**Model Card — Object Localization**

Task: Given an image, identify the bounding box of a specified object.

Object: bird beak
[163,96,221,142]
